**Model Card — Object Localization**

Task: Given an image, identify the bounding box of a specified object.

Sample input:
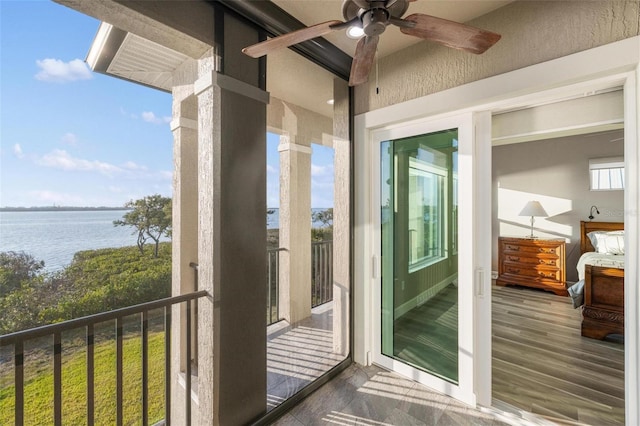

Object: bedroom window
[589,157,624,191]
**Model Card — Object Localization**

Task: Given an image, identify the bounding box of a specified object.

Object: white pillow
[588,230,625,255]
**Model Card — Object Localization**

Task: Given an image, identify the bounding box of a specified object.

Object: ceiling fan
[242,0,502,86]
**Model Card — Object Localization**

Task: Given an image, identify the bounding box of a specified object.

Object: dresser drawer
[502,254,558,267]
[501,243,562,257]
[501,264,562,281]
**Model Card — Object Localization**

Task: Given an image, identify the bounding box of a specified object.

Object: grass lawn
[0,328,167,425]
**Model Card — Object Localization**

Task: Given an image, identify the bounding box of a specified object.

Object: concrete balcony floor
[266,303,510,425]
[274,363,511,425]
[267,302,345,410]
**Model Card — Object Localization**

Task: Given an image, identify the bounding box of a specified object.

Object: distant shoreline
[0,207,130,212]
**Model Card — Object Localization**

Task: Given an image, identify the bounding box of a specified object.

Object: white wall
[492,130,624,282]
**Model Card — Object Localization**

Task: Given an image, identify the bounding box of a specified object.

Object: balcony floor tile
[275,363,511,425]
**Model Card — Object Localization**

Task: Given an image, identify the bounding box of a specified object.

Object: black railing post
[267,251,273,323]
[266,248,284,325]
[142,311,149,426]
[116,318,124,426]
[311,241,333,307]
[164,305,172,426]
[15,340,24,426]
[275,249,280,322]
[54,332,62,425]
[87,324,95,426]
[185,299,192,425]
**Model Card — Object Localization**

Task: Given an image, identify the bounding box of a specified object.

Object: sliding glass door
[381,128,459,382]
[372,114,491,406]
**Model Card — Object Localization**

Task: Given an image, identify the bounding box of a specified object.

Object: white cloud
[159,171,173,180]
[122,161,148,171]
[61,132,78,146]
[311,161,335,208]
[120,107,137,119]
[38,149,121,175]
[13,144,24,159]
[34,149,172,182]
[141,111,160,123]
[141,111,171,125]
[311,163,334,176]
[35,58,92,83]
[312,192,334,209]
[267,164,277,174]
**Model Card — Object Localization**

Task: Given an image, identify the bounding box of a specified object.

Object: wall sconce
[589,205,600,221]
[519,200,548,238]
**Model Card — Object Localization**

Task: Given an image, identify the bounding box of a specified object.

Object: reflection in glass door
[380,129,459,383]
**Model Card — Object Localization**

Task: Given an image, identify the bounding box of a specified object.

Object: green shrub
[0,243,171,335]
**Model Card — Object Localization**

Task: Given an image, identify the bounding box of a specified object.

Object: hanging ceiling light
[346,26,365,39]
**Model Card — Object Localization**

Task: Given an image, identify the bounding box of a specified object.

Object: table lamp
[519,200,548,238]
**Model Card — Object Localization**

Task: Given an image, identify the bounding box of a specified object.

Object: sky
[0,0,334,209]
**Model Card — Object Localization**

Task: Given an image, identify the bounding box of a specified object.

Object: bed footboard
[581,264,624,340]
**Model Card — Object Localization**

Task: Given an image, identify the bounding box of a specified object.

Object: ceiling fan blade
[242,20,344,58]
[399,13,501,54]
[349,35,379,86]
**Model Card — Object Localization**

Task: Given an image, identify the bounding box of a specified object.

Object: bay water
[0,208,330,272]
[0,210,140,272]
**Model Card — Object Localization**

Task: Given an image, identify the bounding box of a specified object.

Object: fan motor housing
[342,0,410,30]
[363,8,389,36]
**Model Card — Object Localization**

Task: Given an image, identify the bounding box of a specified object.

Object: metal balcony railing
[312,241,333,308]
[0,290,208,426]
[267,241,333,324]
[267,248,285,325]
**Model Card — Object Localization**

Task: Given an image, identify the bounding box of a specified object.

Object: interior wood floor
[492,285,625,425]
[393,283,458,383]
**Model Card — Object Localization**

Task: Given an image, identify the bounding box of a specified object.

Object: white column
[195,69,269,425]
[278,136,312,324]
[170,94,199,426]
[332,79,350,355]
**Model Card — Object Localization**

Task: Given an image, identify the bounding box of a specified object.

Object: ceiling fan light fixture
[346,25,365,39]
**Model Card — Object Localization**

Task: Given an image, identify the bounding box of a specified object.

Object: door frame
[353,36,639,423]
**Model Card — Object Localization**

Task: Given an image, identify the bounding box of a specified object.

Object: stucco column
[170,92,199,424]
[332,80,350,355]
[195,68,269,425]
[278,136,312,324]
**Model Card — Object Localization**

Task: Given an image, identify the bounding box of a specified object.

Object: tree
[267,208,276,226]
[114,195,172,257]
[312,208,333,228]
[311,208,333,242]
[0,251,45,297]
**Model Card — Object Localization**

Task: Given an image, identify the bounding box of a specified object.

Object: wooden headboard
[580,221,624,254]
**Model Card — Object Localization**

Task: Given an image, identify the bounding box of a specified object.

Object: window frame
[589,156,625,191]
[407,156,449,273]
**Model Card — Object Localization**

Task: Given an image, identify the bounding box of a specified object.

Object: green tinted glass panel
[381,129,459,384]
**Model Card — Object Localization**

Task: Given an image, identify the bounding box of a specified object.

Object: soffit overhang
[86,22,190,93]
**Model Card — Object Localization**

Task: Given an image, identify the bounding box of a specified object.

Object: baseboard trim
[394,274,457,320]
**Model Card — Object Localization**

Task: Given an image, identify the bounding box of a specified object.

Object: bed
[574,221,625,340]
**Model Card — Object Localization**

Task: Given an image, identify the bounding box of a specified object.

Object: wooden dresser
[497,237,567,295]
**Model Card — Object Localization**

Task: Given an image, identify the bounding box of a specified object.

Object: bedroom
[491,89,625,424]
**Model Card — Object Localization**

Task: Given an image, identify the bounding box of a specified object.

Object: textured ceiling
[268,0,511,117]
[93,1,513,117]
[272,0,511,57]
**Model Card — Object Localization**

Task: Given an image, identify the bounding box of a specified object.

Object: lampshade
[519,201,548,218]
